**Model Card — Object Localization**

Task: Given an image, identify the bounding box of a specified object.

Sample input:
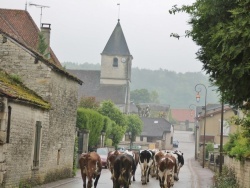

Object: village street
[36,131,214,188]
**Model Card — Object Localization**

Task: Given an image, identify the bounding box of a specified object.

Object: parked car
[96,147,109,168]
[173,140,179,148]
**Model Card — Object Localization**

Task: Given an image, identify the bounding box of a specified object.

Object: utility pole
[219,96,224,175]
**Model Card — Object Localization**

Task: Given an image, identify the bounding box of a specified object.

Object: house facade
[0,9,82,187]
[171,109,196,131]
[195,104,237,164]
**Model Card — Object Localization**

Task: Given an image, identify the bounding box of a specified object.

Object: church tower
[100,19,133,113]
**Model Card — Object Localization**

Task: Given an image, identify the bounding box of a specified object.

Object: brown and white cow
[113,153,134,188]
[79,152,102,188]
[124,150,139,181]
[153,150,167,179]
[107,150,122,180]
[157,153,177,188]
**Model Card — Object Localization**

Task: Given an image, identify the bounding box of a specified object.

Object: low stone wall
[224,155,250,188]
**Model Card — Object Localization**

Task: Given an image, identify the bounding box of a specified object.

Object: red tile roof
[171,109,195,123]
[0,9,61,67]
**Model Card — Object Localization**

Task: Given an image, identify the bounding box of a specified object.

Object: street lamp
[195,83,207,168]
[189,104,198,160]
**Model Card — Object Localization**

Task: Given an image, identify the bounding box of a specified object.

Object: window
[219,120,230,136]
[33,121,42,167]
[6,106,11,143]
[113,57,118,67]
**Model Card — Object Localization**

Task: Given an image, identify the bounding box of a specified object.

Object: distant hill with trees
[62,62,219,108]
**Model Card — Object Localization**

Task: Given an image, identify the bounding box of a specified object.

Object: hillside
[62,62,219,108]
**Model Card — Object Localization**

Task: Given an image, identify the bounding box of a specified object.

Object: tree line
[62,62,219,108]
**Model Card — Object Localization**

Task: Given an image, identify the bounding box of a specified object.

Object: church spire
[101,20,131,56]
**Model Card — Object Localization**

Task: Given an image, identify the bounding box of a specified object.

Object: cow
[173,150,184,180]
[107,150,122,180]
[153,150,167,179]
[79,152,102,188]
[113,153,134,188]
[124,150,139,181]
[149,149,158,178]
[139,149,154,185]
[157,153,177,188]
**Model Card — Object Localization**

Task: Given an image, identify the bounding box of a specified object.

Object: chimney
[40,23,51,59]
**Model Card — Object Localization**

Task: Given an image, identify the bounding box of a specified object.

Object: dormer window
[113,57,118,67]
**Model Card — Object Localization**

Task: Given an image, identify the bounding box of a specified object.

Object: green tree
[126,114,143,141]
[131,89,151,104]
[98,100,127,127]
[110,123,126,149]
[150,90,160,104]
[169,0,250,108]
[76,108,104,148]
[78,96,99,109]
[98,100,127,147]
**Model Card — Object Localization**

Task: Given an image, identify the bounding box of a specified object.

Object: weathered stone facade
[224,156,250,188]
[0,33,80,187]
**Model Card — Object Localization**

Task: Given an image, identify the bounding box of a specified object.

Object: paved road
[36,131,214,188]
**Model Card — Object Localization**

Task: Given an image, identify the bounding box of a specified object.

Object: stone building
[68,19,133,113]
[119,117,174,150]
[0,9,82,187]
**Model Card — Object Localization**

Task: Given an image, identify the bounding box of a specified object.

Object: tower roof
[102,20,131,56]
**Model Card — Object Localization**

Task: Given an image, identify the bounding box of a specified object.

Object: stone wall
[0,34,80,186]
[224,156,250,188]
[3,102,49,188]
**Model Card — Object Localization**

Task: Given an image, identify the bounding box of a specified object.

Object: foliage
[169,0,250,109]
[19,177,41,188]
[76,108,104,148]
[43,168,72,184]
[98,100,128,147]
[38,32,49,57]
[62,62,100,70]
[109,122,126,149]
[131,89,160,104]
[126,114,143,141]
[9,73,22,83]
[78,96,99,109]
[98,100,127,128]
[76,108,89,130]
[224,112,250,160]
[206,142,214,158]
[102,116,114,146]
[212,166,239,188]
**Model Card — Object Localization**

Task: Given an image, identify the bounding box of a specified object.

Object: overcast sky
[1,0,203,73]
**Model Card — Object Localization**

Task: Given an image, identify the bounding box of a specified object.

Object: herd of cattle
[79,149,184,188]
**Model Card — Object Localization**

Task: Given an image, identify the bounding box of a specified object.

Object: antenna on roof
[25,1,28,11]
[117,3,120,21]
[29,3,50,27]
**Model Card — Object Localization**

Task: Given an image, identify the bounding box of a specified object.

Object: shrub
[212,166,239,188]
